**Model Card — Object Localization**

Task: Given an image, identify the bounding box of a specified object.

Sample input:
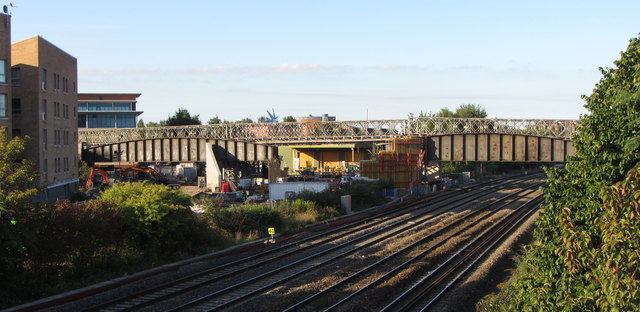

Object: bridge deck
[79,117,578,145]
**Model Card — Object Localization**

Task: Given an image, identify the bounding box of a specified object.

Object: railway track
[9,174,544,312]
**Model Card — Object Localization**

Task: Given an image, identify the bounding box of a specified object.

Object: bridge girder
[79,117,579,146]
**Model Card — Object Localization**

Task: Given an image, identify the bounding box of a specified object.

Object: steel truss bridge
[79,117,579,146]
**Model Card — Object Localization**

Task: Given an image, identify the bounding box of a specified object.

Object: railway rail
[8,174,544,312]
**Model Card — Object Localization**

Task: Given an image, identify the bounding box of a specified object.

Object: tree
[0,131,39,281]
[435,108,455,117]
[434,104,487,118]
[136,119,145,128]
[283,116,297,122]
[453,104,487,118]
[236,117,253,123]
[99,182,197,251]
[160,108,201,126]
[0,132,39,216]
[146,121,160,127]
[257,116,267,123]
[479,35,640,311]
[208,116,222,124]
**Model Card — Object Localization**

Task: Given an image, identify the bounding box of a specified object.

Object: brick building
[11,36,79,201]
[0,13,10,136]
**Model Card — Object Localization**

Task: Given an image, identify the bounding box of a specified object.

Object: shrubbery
[297,180,392,211]
[0,183,229,309]
[478,34,640,311]
[202,198,340,239]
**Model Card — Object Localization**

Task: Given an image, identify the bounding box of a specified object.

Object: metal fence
[79,117,579,145]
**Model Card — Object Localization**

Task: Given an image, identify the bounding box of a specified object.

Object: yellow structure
[279,144,371,175]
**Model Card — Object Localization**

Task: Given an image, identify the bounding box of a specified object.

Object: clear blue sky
[8,0,640,123]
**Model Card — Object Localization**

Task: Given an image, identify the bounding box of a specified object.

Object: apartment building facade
[0,13,10,136]
[11,36,79,201]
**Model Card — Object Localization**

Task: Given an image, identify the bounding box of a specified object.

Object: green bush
[207,203,282,239]
[297,180,392,212]
[99,182,196,253]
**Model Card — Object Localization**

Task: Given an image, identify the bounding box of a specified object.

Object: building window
[41,68,47,90]
[53,73,59,90]
[116,114,137,128]
[78,114,87,128]
[42,129,47,150]
[12,98,21,115]
[87,113,116,128]
[63,77,68,93]
[43,159,48,181]
[0,60,6,84]
[0,94,6,118]
[42,99,47,120]
[11,67,20,86]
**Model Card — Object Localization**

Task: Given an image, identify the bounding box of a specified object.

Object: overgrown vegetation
[478,35,640,311]
[200,198,340,240]
[0,182,230,309]
[297,180,393,211]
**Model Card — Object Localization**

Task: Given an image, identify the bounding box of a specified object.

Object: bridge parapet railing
[408,117,579,138]
[79,118,579,145]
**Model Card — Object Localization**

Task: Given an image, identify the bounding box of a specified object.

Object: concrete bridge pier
[205,142,222,192]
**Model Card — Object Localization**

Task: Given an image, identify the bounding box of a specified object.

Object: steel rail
[419,201,543,311]
[283,184,542,311]
[381,195,543,311]
[168,178,542,311]
[81,176,524,311]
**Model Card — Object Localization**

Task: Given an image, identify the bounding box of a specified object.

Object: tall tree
[479,35,640,311]
[283,116,297,122]
[136,119,145,128]
[434,104,487,118]
[236,117,253,123]
[0,131,39,279]
[160,108,201,126]
[0,131,39,216]
[207,116,222,124]
[454,104,487,118]
[435,108,455,117]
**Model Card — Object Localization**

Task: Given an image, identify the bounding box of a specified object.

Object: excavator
[85,165,167,189]
[85,168,109,189]
[121,165,167,184]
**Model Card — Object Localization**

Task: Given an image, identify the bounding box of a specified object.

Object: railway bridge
[79,117,578,188]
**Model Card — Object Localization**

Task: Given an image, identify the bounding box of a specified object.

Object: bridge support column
[205,143,222,192]
[425,161,441,183]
